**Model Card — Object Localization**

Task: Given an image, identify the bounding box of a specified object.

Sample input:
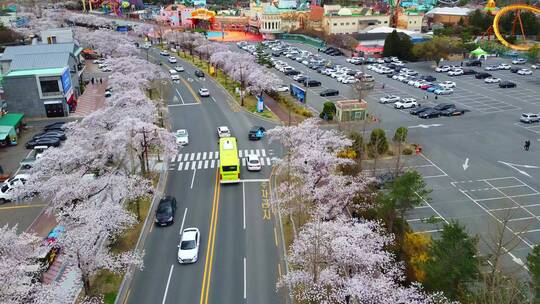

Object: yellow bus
[219,137,240,183]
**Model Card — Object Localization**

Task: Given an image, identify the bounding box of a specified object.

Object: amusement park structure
[80,0,143,16]
[482,0,540,51]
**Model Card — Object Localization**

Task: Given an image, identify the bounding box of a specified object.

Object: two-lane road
[126,46,286,304]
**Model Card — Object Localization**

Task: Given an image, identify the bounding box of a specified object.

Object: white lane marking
[211,96,216,102]
[184,154,189,161]
[255,149,260,156]
[202,152,207,160]
[243,257,247,299]
[240,179,270,183]
[211,159,215,168]
[215,152,219,158]
[242,158,247,166]
[197,161,202,169]
[260,158,265,166]
[168,103,199,107]
[250,149,255,156]
[172,153,177,162]
[176,88,185,104]
[190,169,196,189]
[191,162,196,170]
[190,153,195,161]
[242,182,246,230]
[178,162,183,171]
[209,151,213,159]
[162,265,174,304]
[179,208,188,235]
[239,150,243,157]
[196,152,201,160]
[184,162,190,170]
[262,149,266,157]
[266,157,271,165]
[204,160,208,169]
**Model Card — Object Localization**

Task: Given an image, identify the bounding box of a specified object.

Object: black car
[387,71,399,78]
[510,67,520,73]
[419,108,440,119]
[26,137,61,149]
[284,70,300,76]
[462,69,477,75]
[465,60,482,66]
[194,70,205,77]
[248,126,266,140]
[323,47,337,54]
[440,107,468,116]
[329,50,344,56]
[33,131,67,141]
[320,89,339,97]
[420,75,437,82]
[295,76,308,83]
[305,80,321,87]
[44,122,66,132]
[155,196,177,226]
[409,106,432,115]
[271,51,282,57]
[433,103,455,111]
[499,81,516,88]
[475,72,492,79]
[316,66,325,73]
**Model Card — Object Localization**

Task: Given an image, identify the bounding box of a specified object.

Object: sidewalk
[72,82,107,117]
[263,93,301,125]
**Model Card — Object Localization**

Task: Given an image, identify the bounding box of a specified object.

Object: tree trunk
[395,142,402,177]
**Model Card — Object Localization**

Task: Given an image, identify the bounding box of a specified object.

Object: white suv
[520,113,539,124]
[247,154,262,171]
[217,126,231,138]
[394,98,418,109]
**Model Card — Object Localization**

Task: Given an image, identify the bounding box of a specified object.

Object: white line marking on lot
[191,161,196,170]
[211,96,216,102]
[244,257,247,300]
[162,264,174,304]
[190,169,196,189]
[179,208,188,235]
[420,154,449,177]
[175,88,185,104]
[414,229,443,234]
[498,161,538,177]
[242,182,246,230]
[462,158,469,171]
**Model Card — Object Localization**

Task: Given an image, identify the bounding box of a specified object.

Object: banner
[256,95,264,112]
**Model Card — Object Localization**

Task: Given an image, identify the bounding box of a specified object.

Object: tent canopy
[470,47,488,56]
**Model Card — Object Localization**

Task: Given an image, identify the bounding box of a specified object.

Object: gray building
[1,42,84,117]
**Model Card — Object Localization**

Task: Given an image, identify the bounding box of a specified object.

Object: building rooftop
[5,67,66,78]
[1,43,81,62]
[426,7,472,16]
[9,52,70,71]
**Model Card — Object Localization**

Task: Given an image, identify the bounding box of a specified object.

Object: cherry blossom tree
[268,118,372,220]
[279,218,452,304]
[246,68,283,96]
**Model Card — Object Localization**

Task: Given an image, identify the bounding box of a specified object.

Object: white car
[171,74,180,81]
[168,56,177,63]
[342,77,358,84]
[93,59,105,64]
[379,95,400,104]
[485,65,499,71]
[175,129,189,145]
[292,74,305,81]
[484,77,501,83]
[105,90,112,98]
[174,66,185,72]
[247,154,262,171]
[160,50,170,56]
[198,88,210,97]
[394,98,418,109]
[407,79,418,86]
[512,58,527,65]
[0,174,29,204]
[435,65,451,72]
[434,88,453,95]
[274,85,289,92]
[177,228,200,264]
[448,69,463,76]
[169,69,177,75]
[217,126,231,138]
[498,63,511,70]
[531,64,538,70]
[517,68,533,75]
[439,81,456,88]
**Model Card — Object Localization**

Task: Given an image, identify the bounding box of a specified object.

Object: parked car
[26,138,60,149]
[512,58,527,64]
[409,106,432,115]
[284,70,300,76]
[465,60,482,66]
[175,129,189,145]
[274,85,289,92]
[435,65,451,72]
[439,81,456,89]
[510,67,521,73]
[420,75,437,82]
[394,98,418,109]
[520,113,540,124]
[475,72,492,79]
[517,68,533,75]
[440,107,468,116]
[462,69,477,75]
[177,228,200,264]
[418,108,440,119]
[44,122,65,132]
[217,126,231,138]
[0,174,29,203]
[247,154,262,171]
[379,95,400,104]
[448,69,463,76]
[498,63,511,70]
[248,126,266,140]
[484,77,501,83]
[319,89,339,97]
[433,103,455,111]
[485,65,499,71]
[33,131,66,141]
[434,88,454,95]
[499,81,516,88]
[155,196,177,226]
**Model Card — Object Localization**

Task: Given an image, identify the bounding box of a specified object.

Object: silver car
[520,113,539,124]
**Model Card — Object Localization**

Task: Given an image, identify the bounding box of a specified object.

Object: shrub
[320,101,336,120]
[368,128,389,156]
[403,148,413,155]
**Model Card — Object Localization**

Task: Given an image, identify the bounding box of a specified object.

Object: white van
[361,74,374,82]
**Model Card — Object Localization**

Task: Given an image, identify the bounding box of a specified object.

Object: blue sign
[61,69,71,95]
[290,84,306,103]
[256,95,264,112]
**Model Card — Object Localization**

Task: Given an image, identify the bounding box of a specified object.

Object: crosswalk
[169,148,274,171]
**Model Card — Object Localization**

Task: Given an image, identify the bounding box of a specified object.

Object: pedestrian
[435,95,438,100]
[460,61,463,67]
[381,83,385,89]
[99,78,103,84]
[91,77,94,85]
[524,140,531,151]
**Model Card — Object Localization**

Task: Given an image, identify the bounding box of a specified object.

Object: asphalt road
[126,47,287,304]
[235,40,540,273]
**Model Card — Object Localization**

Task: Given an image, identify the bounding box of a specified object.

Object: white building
[40,28,75,44]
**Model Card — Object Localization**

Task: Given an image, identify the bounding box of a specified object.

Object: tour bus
[219,137,240,183]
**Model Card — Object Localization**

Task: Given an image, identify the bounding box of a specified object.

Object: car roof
[247,154,259,160]
[182,228,199,241]
[160,196,175,204]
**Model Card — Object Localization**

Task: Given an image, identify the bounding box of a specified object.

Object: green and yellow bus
[219,137,240,183]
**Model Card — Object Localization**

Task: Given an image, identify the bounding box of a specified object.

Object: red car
[420,83,433,90]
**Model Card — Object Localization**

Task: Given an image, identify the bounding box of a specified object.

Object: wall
[4,76,47,117]
[41,29,74,44]
[323,14,390,34]
[433,14,465,26]
[401,14,423,31]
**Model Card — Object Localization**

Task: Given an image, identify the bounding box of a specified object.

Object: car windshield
[181,240,196,250]
[157,203,172,214]
[249,160,259,164]
[177,130,187,136]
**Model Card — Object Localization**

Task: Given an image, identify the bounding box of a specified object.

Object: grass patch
[88,195,152,302]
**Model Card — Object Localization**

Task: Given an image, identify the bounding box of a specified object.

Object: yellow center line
[273,227,278,247]
[200,169,220,304]
[204,171,221,303]
[0,204,47,210]
[179,71,202,104]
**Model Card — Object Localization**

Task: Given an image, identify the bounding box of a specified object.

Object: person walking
[435,95,438,100]
[99,78,103,84]
[524,140,531,151]
[381,83,385,89]
[91,77,94,85]
[460,61,463,67]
